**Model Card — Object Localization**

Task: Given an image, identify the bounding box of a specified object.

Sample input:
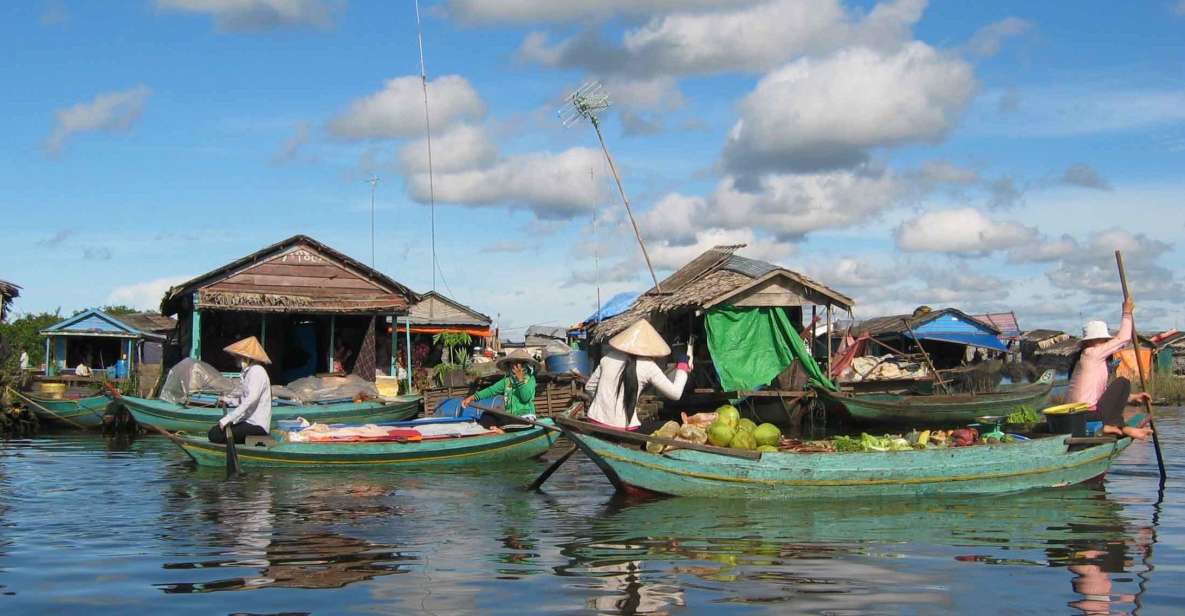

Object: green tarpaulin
[704,306,837,392]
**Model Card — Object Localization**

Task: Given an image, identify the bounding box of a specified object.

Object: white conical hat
[223,336,272,365]
[608,320,671,357]
[495,348,541,371]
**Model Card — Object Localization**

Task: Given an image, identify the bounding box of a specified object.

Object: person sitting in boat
[210,336,273,444]
[585,319,692,431]
[461,349,538,428]
[1067,298,1153,440]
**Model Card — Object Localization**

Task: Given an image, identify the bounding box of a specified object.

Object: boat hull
[559,418,1130,499]
[819,379,1054,426]
[175,420,559,468]
[19,393,111,429]
[120,395,421,433]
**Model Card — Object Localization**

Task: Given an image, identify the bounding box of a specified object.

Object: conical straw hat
[223,336,272,365]
[608,320,671,358]
[496,348,541,372]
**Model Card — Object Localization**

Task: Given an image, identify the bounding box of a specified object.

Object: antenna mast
[415,0,437,291]
[366,175,379,268]
[559,82,661,292]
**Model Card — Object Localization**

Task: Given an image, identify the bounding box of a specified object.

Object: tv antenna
[365,175,379,268]
[559,82,661,292]
[414,0,438,291]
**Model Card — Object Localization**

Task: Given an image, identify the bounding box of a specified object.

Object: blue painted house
[41,309,175,377]
[854,307,1010,370]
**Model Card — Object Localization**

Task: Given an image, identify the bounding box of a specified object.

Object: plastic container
[545,350,591,377]
[1043,404,1091,437]
[35,382,67,400]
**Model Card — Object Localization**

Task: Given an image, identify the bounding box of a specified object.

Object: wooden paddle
[1115,250,1168,484]
[221,403,243,479]
[527,446,579,491]
[468,403,562,432]
[465,402,579,490]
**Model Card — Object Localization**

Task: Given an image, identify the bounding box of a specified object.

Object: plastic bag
[159,358,238,404]
[286,374,379,403]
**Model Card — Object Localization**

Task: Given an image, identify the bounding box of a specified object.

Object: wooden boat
[13,390,111,429]
[170,419,559,468]
[816,370,1056,426]
[555,415,1132,499]
[119,394,422,433]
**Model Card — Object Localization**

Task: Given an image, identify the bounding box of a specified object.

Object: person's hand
[1130,391,1151,405]
[218,417,229,430]
[461,395,475,409]
[1123,298,1135,314]
[512,363,527,382]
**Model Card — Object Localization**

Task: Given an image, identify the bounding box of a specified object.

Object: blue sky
[2,1,1184,337]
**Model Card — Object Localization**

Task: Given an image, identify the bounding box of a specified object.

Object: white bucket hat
[1081,321,1111,343]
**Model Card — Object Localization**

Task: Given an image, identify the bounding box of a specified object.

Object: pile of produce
[830,426,1025,452]
[648,405,784,454]
[1005,406,1041,424]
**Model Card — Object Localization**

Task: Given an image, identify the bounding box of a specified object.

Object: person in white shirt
[19,350,29,371]
[585,320,692,430]
[209,336,273,444]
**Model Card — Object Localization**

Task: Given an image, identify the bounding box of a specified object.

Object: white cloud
[648,228,795,271]
[918,265,1010,303]
[328,75,485,140]
[967,86,1185,138]
[805,257,901,290]
[914,160,980,186]
[106,276,189,311]
[895,208,1038,253]
[403,147,608,218]
[964,17,1033,57]
[518,0,926,79]
[722,42,975,173]
[271,121,311,164]
[154,0,338,32]
[45,86,152,156]
[397,124,498,174]
[446,0,758,25]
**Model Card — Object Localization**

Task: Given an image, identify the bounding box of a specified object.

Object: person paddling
[1067,298,1154,440]
[585,319,692,430]
[210,336,272,444]
[462,349,538,428]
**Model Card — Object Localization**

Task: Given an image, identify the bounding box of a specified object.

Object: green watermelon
[753,423,783,448]
[715,405,740,428]
[736,418,757,433]
[729,430,757,450]
[707,422,735,447]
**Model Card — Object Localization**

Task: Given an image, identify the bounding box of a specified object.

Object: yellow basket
[35,382,67,400]
[375,376,400,399]
[1041,402,1091,415]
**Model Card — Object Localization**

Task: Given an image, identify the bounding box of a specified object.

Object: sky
[2,0,1184,338]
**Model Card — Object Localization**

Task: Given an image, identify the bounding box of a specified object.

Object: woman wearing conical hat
[585,320,692,430]
[209,336,273,444]
[462,349,539,428]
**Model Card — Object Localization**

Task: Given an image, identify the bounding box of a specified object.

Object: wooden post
[390,315,397,376]
[328,315,336,372]
[260,315,267,347]
[826,304,833,376]
[190,293,202,360]
[44,337,53,376]
[404,317,413,393]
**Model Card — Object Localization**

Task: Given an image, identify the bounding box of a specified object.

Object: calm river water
[1,410,1182,614]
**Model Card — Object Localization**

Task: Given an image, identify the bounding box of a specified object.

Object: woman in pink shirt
[1067,298,1153,440]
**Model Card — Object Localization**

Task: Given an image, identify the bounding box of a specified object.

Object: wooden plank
[249,263,368,278]
[208,281,398,297]
[220,274,382,290]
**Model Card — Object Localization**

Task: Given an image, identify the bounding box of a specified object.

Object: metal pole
[367,176,379,269]
[415,0,437,292]
[328,315,336,373]
[190,293,202,361]
[404,317,413,393]
[590,117,661,292]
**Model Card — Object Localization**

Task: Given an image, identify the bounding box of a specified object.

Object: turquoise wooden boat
[13,390,110,429]
[170,419,559,468]
[556,415,1132,499]
[817,370,1055,426]
[119,394,421,433]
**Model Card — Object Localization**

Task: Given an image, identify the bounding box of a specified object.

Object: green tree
[0,311,62,381]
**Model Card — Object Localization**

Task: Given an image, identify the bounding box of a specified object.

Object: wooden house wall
[727,277,811,307]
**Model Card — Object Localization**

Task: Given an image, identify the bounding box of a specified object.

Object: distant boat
[17,391,110,429]
[169,420,559,469]
[556,414,1131,500]
[816,370,1055,426]
[119,394,421,433]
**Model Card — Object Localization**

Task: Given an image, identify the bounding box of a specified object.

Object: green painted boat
[171,419,559,468]
[556,415,1131,499]
[817,370,1056,426]
[13,390,111,429]
[120,394,421,433]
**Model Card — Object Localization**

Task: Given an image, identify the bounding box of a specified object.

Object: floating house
[589,245,854,400]
[40,309,174,378]
[853,308,1009,370]
[0,279,18,322]
[399,291,493,339]
[160,235,419,384]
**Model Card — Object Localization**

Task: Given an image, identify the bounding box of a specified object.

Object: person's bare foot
[1101,425,1153,440]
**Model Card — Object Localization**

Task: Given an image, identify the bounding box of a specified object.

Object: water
[1,411,1182,615]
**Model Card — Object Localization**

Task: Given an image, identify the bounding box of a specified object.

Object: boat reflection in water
[557,479,1152,614]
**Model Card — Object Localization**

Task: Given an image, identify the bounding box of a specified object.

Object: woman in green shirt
[462,349,538,428]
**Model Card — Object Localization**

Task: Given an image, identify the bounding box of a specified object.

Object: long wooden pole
[902,318,950,394]
[590,117,661,292]
[1115,250,1167,484]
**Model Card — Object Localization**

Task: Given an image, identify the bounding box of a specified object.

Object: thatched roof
[405,291,491,327]
[0,279,18,321]
[161,235,419,315]
[589,245,853,341]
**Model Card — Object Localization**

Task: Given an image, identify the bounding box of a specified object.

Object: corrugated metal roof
[972,312,1021,338]
[720,254,778,279]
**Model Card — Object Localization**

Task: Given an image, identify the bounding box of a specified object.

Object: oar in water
[1115,250,1168,485]
[221,403,242,479]
[466,402,573,490]
[527,446,579,491]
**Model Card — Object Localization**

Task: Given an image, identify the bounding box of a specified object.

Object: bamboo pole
[1114,250,1167,484]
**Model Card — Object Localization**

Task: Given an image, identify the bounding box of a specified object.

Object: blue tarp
[906,331,1009,352]
[583,291,640,324]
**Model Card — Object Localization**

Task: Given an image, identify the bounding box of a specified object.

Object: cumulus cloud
[447,0,758,25]
[964,17,1033,57]
[107,276,189,311]
[722,42,975,174]
[647,228,796,271]
[918,265,1010,302]
[806,257,900,290]
[1061,163,1111,190]
[895,208,1038,254]
[644,166,907,243]
[914,160,980,186]
[154,0,339,32]
[985,175,1024,209]
[518,0,926,79]
[328,75,485,140]
[564,259,642,288]
[45,86,152,156]
[403,147,608,218]
[397,123,498,174]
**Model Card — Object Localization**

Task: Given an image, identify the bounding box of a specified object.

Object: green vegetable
[730,430,757,450]
[707,422,736,447]
[736,418,758,434]
[833,435,863,452]
[1006,405,1041,424]
[753,423,782,448]
[716,405,741,428]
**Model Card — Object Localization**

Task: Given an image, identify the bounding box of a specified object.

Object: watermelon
[707,422,735,447]
[715,405,740,428]
[753,423,782,448]
[729,430,757,450]
[736,418,757,433]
